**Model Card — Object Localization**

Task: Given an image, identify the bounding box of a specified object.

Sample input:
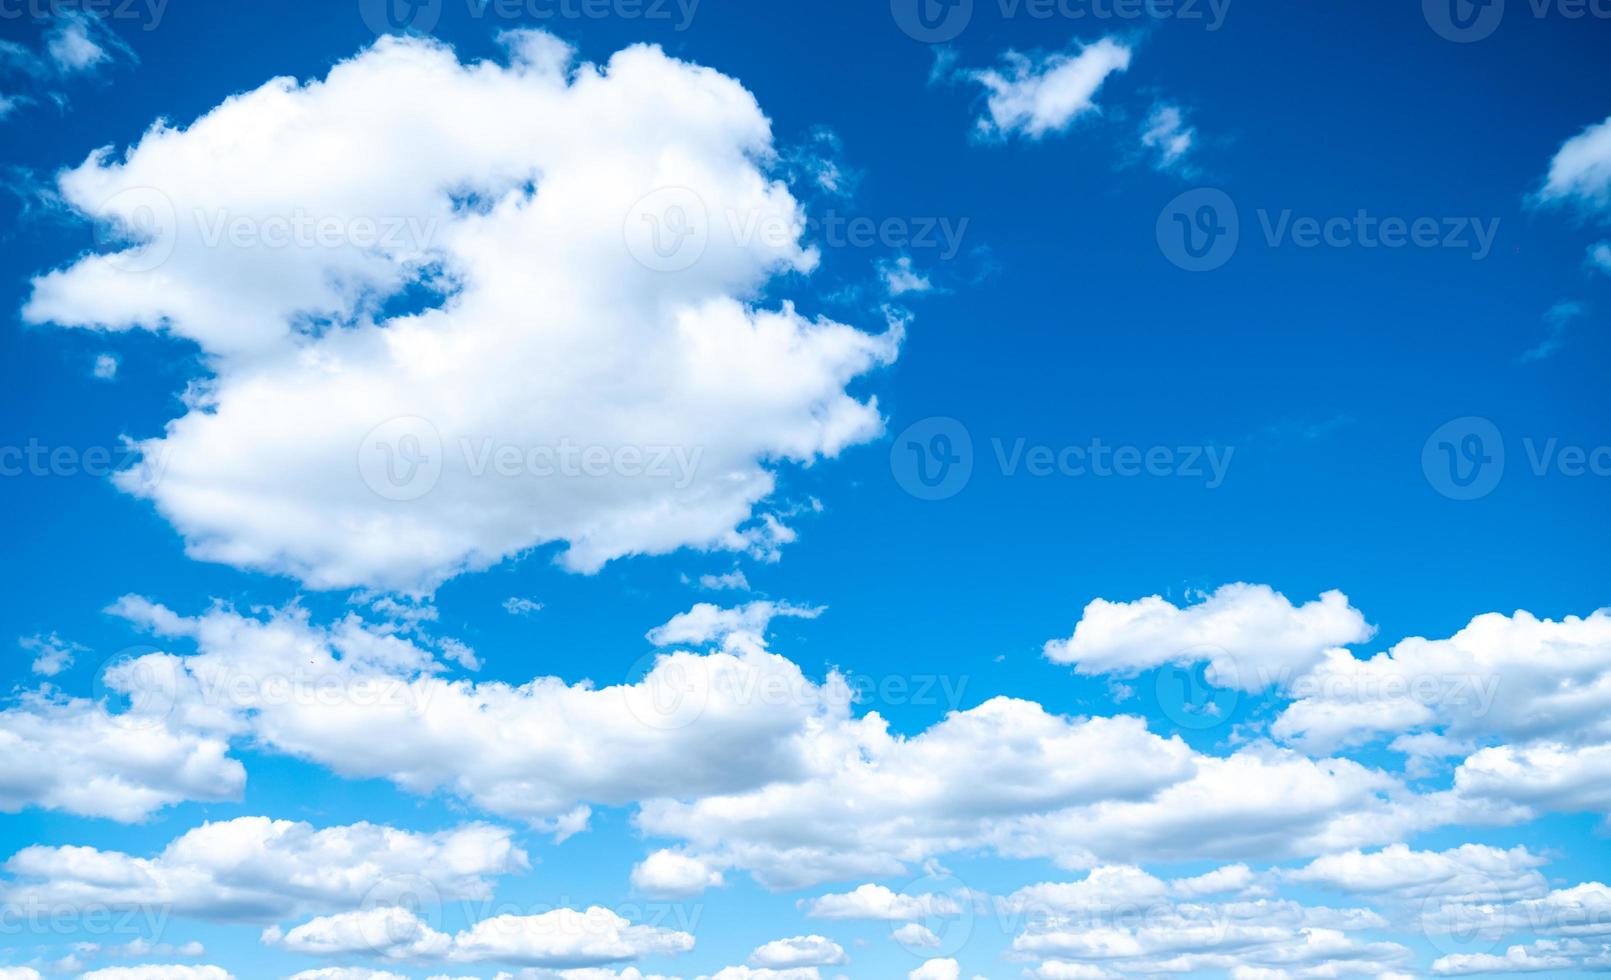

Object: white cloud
[1591,241,1611,273]
[891,922,942,948]
[2,817,523,922]
[878,255,933,296]
[908,958,959,980]
[1043,583,1374,692]
[0,969,41,980]
[696,569,751,592]
[644,699,1196,887]
[0,691,243,821]
[92,352,119,379]
[643,600,821,648]
[44,12,125,74]
[1286,843,1549,901]
[23,32,899,593]
[17,631,82,675]
[266,905,693,968]
[700,969,821,980]
[1139,104,1195,173]
[1271,608,1611,753]
[102,597,856,831]
[1432,940,1577,975]
[800,884,961,921]
[1539,114,1611,214]
[1453,740,1611,815]
[78,969,232,980]
[747,935,846,968]
[963,37,1130,140]
[504,597,545,616]
[286,970,411,980]
[630,849,725,898]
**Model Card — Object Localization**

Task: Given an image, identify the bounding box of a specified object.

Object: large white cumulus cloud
[24,31,899,592]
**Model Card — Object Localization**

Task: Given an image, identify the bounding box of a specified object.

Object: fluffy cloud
[800,884,962,921]
[630,850,726,898]
[907,958,959,980]
[1286,843,1549,901]
[76,591,1473,887]
[17,632,82,675]
[266,905,693,968]
[1272,608,1611,753]
[1012,888,1407,979]
[1043,584,1373,692]
[1431,940,1578,975]
[993,744,1466,869]
[963,37,1132,140]
[24,31,899,592]
[1452,740,1611,816]
[641,699,1196,887]
[286,970,410,980]
[1,817,523,922]
[78,969,232,980]
[746,935,846,968]
[0,691,243,821]
[102,597,856,831]
[1538,114,1611,214]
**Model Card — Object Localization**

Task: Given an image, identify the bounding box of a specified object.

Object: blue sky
[2,0,1611,978]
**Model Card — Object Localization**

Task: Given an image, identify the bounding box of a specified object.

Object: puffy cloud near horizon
[264,905,693,968]
[78,968,232,980]
[23,31,899,593]
[1285,843,1550,902]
